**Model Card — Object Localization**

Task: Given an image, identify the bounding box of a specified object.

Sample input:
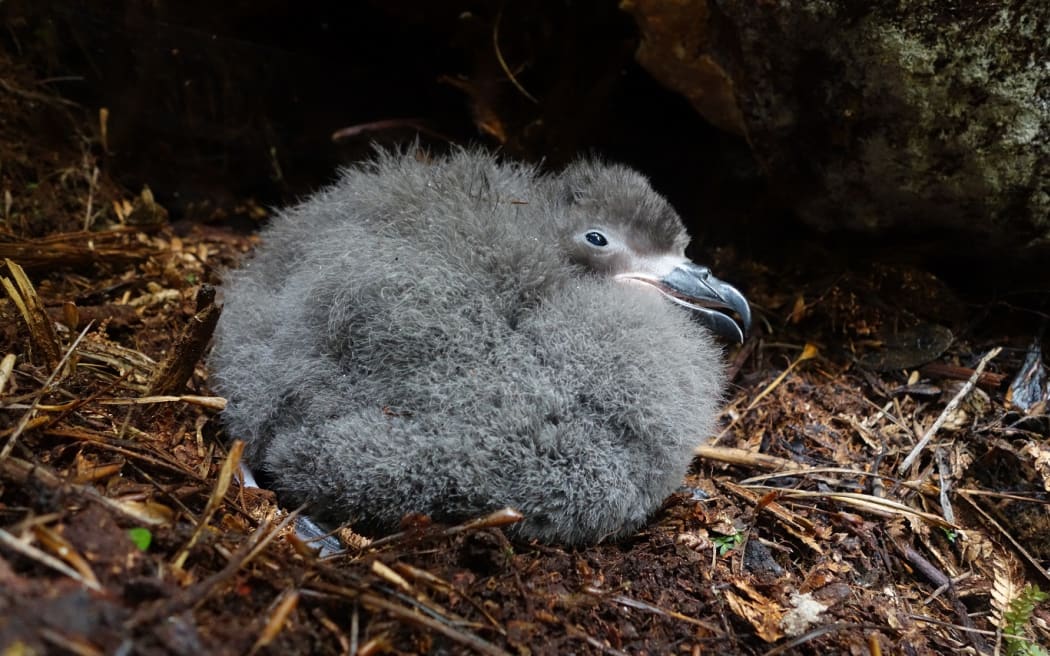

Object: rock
[621,0,746,136]
[625,0,1049,250]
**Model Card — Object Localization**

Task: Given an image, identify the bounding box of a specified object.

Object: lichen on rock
[627,0,1049,250]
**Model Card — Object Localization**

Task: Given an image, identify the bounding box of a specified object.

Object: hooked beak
[617,260,751,342]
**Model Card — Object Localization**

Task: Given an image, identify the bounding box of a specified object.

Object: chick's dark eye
[584,231,608,247]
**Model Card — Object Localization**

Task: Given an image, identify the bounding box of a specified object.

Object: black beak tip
[699,278,751,344]
[730,289,752,341]
[697,309,747,343]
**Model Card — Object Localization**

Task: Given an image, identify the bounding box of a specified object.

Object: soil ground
[1,50,1049,656]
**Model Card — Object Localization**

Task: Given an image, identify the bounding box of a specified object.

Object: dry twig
[128,510,298,629]
[148,285,221,396]
[250,589,301,655]
[0,321,93,459]
[0,527,102,592]
[2,259,63,372]
[172,440,245,569]
[898,347,1002,476]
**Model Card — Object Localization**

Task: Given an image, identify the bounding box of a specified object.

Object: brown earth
[1,48,1049,656]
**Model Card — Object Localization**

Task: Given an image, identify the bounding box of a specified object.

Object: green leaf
[713,531,745,556]
[127,527,152,551]
[1004,585,1049,656]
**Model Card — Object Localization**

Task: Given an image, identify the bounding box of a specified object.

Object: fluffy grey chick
[209,148,750,545]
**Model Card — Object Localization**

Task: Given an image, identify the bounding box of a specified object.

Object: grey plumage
[209,148,747,545]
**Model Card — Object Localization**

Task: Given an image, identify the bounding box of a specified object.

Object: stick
[0,322,93,460]
[0,527,102,591]
[897,347,1001,476]
[147,285,221,396]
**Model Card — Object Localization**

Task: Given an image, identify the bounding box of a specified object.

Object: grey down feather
[209,147,740,545]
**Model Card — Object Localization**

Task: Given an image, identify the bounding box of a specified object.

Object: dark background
[2,1,774,250]
[2,0,1047,296]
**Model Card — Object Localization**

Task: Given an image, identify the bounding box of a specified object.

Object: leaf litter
[0,52,1049,656]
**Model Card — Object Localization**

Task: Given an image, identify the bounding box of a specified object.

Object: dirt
[1,50,1049,656]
